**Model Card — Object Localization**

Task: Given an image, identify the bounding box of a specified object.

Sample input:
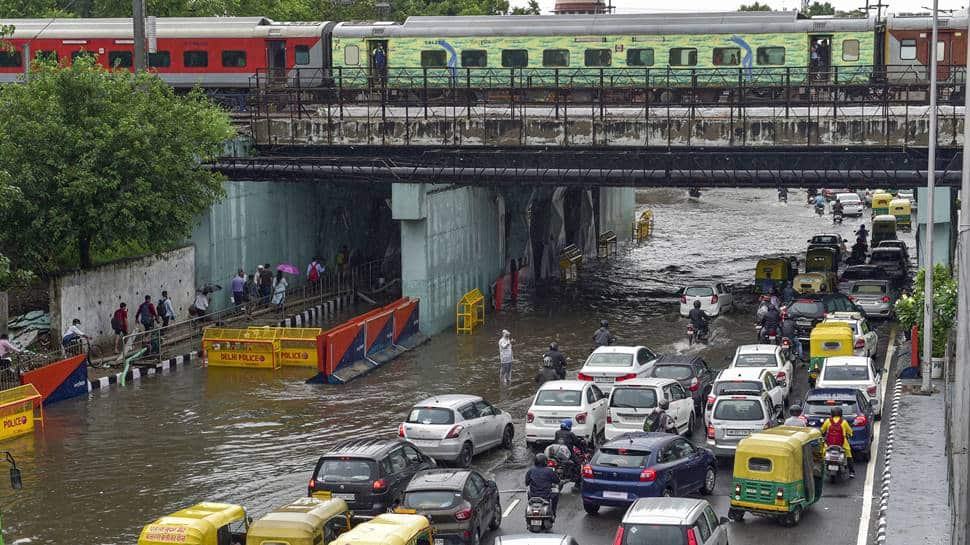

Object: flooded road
[1,188,882,544]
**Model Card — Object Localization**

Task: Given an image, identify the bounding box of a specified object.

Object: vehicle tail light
[854,415,868,426]
[855,338,866,349]
[575,412,588,424]
[455,507,473,521]
[444,425,464,439]
[764,421,773,429]
[882,296,891,303]
[707,425,715,439]
[776,371,787,383]
[615,373,638,382]
[711,294,719,304]
[735,483,741,496]
[309,479,316,489]
[867,386,877,397]
[612,527,625,545]
[527,412,535,423]
[577,372,593,381]
[689,378,700,392]
[706,394,715,407]
[639,469,657,482]
[607,413,613,424]
[373,479,386,492]
[583,464,594,478]
[782,338,790,348]
[686,527,699,545]
[398,423,405,437]
[776,487,785,499]
[848,295,856,302]
[680,295,687,304]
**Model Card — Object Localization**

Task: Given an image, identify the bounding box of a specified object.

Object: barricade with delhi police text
[202,328,282,370]
[0,384,44,442]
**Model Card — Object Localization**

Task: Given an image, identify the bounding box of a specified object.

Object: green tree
[738,2,771,10]
[803,1,835,16]
[0,57,234,273]
[510,0,540,14]
[895,264,958,358]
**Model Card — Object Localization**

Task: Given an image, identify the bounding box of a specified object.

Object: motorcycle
[825,445,849,483]
[687,323,709,346]
[758,326,779,345]
[544,444,588,488]
[525,490,558,533]
[780,337,796,363]
[778,188,788,203]
[833,211,844,224]
[815,203,825,216]
[687,323,695,346]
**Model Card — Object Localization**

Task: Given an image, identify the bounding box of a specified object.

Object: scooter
[833,211,844,224]
[780,337,796,363]
[758,326,779,345]
[525,487,558,533]
[825,445,849,483]
[778,188,789,203]
[544,444,589,488]
[815,203,825,216]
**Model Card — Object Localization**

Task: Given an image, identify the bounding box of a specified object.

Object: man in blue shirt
[231,269,246,307]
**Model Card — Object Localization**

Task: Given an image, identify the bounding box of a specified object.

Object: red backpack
[825,417,846,446]
[309,262,320,282]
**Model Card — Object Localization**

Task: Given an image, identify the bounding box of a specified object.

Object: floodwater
[0,188,877,545]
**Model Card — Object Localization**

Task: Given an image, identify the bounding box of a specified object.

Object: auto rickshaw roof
[329,514,430,545]
[890,198,911,206]
[811,321,853,333]
[139,503,246,545]
[733,427,822,480]
[873,214,897,223]
[248,498,349,539]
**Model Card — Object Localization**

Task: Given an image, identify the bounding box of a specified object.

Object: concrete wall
[394,183,504,335]
[50,246,195,345]
[916,187,956,269]
[599,186,636,241]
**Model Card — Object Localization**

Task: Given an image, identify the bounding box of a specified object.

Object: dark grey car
[849,280,898,319]
[400,469,501,545]
[647,355,716,416]
[869,247,908,284]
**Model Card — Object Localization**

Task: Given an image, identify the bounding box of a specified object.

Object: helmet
[693,300,701,309]
[600,320,609,328]
[658,399,670,410]
[534,453,547,467]
[543,356,553,368]
[560,419,573,431]
[831,406,843,417]
[549,342,559,351]
[72,318,81,325]
[789,404,803,416]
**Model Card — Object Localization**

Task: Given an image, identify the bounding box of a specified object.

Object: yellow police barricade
[202,328,281,370]
[633,210,654,242]
[247,327,322,368]
[456,288,485,335]
[0,384,43,441]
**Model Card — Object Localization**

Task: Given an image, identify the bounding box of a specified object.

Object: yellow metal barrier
[597,231,618,258]
[247,327,321,368]
[633,209,654,242]
[202,328,282,369]
[559,244,583,283]
[0,384,43,441]
[456,288,485,335]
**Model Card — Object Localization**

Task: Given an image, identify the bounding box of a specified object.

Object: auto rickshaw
[329,514,433,545]
[805,247,838,274]
[139,502,249,545]
[871,215,898,247]
[247,497,354,545]
[792,272,837,294]
[890,198,912,232]
[871,192,893,216]
[755,258,794,294]
[808,322,854,387]
[729,427,825,527]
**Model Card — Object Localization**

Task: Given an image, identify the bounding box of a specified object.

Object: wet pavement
[0,189,910,545]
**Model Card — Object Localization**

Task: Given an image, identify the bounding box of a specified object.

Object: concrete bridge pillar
[916,187,957,269]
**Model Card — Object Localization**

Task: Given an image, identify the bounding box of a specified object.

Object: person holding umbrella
[274,263,299,311]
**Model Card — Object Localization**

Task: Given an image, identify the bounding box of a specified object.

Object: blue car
[803,387,875,461]
[580,432,717,514]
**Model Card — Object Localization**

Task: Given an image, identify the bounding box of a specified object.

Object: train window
[344,45,359,65]
[295,45,311,65]
[936,41,946,61]
[899,39,917,60]
[584,49,612,67]
[221,51,247,68]
[148,51,171,68]
[841,39,860,62]
[461,50,487,67]
[420,50,447,68]
[35,50,58,62]
[542,49,569,67]
[713,47,740,66]
[502,49,529,68]
[668,47,697,66]
[0,51,21,68]
[756,46,786,65]
[627,48,654,66]
[108,51,132,68]
[71,51,95,64]
[184,50,209,68]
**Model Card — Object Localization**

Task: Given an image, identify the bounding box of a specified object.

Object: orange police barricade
[202,328,281,370]
[0,384,44,441]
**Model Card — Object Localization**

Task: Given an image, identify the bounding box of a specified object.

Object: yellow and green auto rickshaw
[890,198,912,232]
[871,215,898,247]
[755,258,794,294]
[329,514,433,545]
[871,192,893,216]
[246,497,354,545]
[808,322,854,387]
[792,272,837,294]
[729,427,825,527]
[804,247,838,274]
[139,503,249,545]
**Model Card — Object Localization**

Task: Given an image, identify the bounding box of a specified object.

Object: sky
[509,0,967,15]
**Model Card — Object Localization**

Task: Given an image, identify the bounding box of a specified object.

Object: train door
[809,34,832,82]
[932,31,953,81]
[266,40,287,81]
[367,39,388,87]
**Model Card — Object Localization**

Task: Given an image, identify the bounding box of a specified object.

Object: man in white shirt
[62,319,89,349]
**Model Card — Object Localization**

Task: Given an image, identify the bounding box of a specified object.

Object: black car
[308,438,436,515]
[647,354,716,416]
[401,469,502,545]
[785,293,866,340]
[869,247,908,285]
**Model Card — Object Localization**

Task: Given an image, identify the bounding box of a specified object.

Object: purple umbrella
[277,263,299,274]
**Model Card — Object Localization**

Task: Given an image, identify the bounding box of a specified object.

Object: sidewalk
[885,378,951,545]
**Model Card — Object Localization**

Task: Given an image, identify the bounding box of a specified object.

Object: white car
[399,394,514,466]
[823,311,878,359]
[706,368,785,426]
[577,345,658,393]
[816,356,883,417]
[836,193,864,216]
[679,283,734,317]
[706,393,778,457]
[605,378,695,440]
[728,344,793,402]
[526,380,608,448]
[897,190,916,209]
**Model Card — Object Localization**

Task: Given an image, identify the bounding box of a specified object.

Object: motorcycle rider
[688,300,711,339]
[525,453,561,516]
[643,398,677,434]
[821,406,855,478]
[554,419,588,470]
[814,193,826,214]
[856,224,869,240]
[777,187,789,201]
[779,311,802,360]
[832,198,845,223]
[759,304,781,344]
[535,356,559,387]
[593,320,615,347]
[544,342,567,380]
[781,281,796,304]
[784,404,808,427]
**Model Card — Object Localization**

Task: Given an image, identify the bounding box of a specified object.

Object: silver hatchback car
[400,394,514,467]
[706,393,779,457]
[617,498,728,545]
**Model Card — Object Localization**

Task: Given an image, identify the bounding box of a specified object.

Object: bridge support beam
[916,187,956,269]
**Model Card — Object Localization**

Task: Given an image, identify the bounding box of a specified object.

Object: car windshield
[838,194,861,202]
[407,407,455,425]
[871,252,901,263]
[585,353,634,367]
[806,399,859,417]
[651,365,692,381]
[316,458,375,482]
[823,365,870,381]
[714,380,763,396]
[402,490,462,510]
[592,447,651,468]
[844,268,882,280]
[813,236,838,244]
[733,354,776,368]
[535,390,582,406]
[610,388,657,409]
[713,399,765,421]
[852,283,887,295]
[621,523,687,545]
[685,286,714,296]
[790,301,825,316]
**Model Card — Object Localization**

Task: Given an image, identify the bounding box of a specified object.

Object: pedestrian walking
[135,295,158,332]
[499,329,514,385]
[336,245,349,272]
[231,269,246,308]
[306,257,324,290]
[189,289,209,318]
[372,43,387,87]
[259,263,273,302]
[272,270,288,310]
[111,302,129,354]
[157,290,175,328]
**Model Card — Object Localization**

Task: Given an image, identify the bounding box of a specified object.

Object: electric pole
[922,0,940,394]
[133,0,146,71]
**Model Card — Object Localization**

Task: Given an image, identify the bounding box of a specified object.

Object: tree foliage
[895,264,958,358]
[803,1,835,16]
[738,2,771,11]
[0,58,234,274]
[510,0,540,14]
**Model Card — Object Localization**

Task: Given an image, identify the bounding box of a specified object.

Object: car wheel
[489,499,502,530]
[501,425,514,450]
[588,428,597,450]
[857,449,870,462]
[780,507,802,527]
[684,414,695,437]
[701,466,716,495]
[662,487,673,498]
[583,502,600,515]
[469,526,480,545]
[457,442,473,468]
[728,508,745,522]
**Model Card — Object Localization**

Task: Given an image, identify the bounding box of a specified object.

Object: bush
[894,264,957,358]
